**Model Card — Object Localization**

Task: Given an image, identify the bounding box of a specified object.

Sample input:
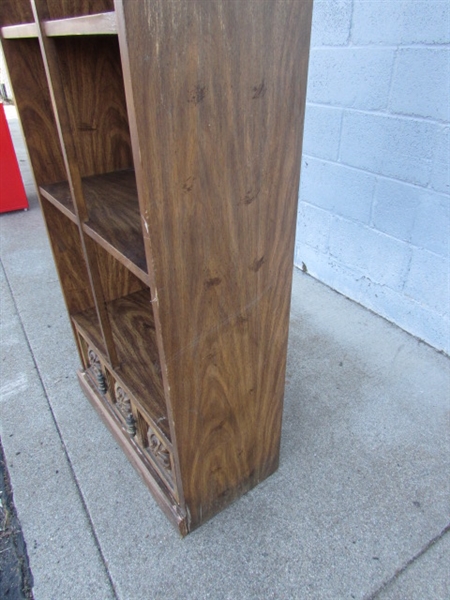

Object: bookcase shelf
[1,0,313,535]
[41,170,148,283]
[1,12,116,39]
[40,180,76,221]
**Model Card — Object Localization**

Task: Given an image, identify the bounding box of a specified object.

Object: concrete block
[403,303,450,359]
[294,240,325,276]
[295,253,450,357]
[295,242,363,303]
[372,178,421,241]
[329,218,411,290]
[302,104,342,161]
[359,278,450,355]
[411,192,449,257]
[300,157,375,223]
[307,48,394,110]
[431,126,450,195]
[404,248,449,314]
[310,0,352,46]
[296,202,331,252]
[352,0,450,45]
[340,111,436,186]
[390,48,450,122]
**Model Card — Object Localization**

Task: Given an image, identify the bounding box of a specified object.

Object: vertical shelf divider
[31,0,119,368]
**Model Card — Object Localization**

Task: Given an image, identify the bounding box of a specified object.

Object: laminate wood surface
[93,240,146,305]
[45,0,114,20]
[0,0,33,26]
[1,0,312,534]
[1,23,38,38]
[54,35,132,178]
[73,289,169,438]
[0,38,66,186]
[31,1,122,368]
[41,170,147,281]
[45,12,116,36]
[41,198,96,315]
[40,179,76,220]
[120,0,313,529]
[82,170,147,278]
[2,12,116,38]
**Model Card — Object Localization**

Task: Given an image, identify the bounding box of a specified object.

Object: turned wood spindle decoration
[114,382,136,436]
[88,348,107,394]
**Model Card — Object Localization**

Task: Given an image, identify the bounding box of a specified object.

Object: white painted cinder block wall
[295,0,449,354]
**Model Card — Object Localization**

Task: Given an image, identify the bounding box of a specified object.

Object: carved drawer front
[78,336,110,397]
[140,415,176,495]
[110,379,177,497]
[76,330,177,499]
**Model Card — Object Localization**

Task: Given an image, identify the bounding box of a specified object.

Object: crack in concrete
[365,522,450,600]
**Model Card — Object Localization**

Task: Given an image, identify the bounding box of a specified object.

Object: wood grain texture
[45,0,114,20]
[40,179,76,219]
[119,0,313,529]
[73,289,169,438]
[0,38,66,185]
[41,198,95,315]
[0,0,33,26]
[2,0,312,533]
[41,170,148,282]
[31,2,121,367]
[82,171,147,280]
[2,13,116,38]
[93,239,145,304]
[55,35,132,177]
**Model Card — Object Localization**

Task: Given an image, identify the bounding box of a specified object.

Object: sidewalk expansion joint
[365,522,450,600]
[1,259,119,600]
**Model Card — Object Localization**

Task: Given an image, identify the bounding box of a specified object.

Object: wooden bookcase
[0,0,313,535]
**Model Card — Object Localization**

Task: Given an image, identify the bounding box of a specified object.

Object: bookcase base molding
[0,0,313,535]
[78,372,188,535]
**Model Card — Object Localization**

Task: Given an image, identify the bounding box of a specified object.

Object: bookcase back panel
[121,0,312,527]
[55,36,132,177]
[94,242,146,304]
[2,38,66,185]
[45,0,114,20]
[0,0,33,26]
[80,170,148,280]
[41,199,96,315]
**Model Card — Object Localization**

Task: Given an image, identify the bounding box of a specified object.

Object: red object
[0,103,28,213]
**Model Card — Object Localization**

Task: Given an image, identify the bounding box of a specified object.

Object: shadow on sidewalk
[0,438,33,600]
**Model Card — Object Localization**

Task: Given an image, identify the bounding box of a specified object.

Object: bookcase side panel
[120,0,313,529]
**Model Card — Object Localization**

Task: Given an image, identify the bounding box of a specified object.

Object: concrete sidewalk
[1,105,449,599]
